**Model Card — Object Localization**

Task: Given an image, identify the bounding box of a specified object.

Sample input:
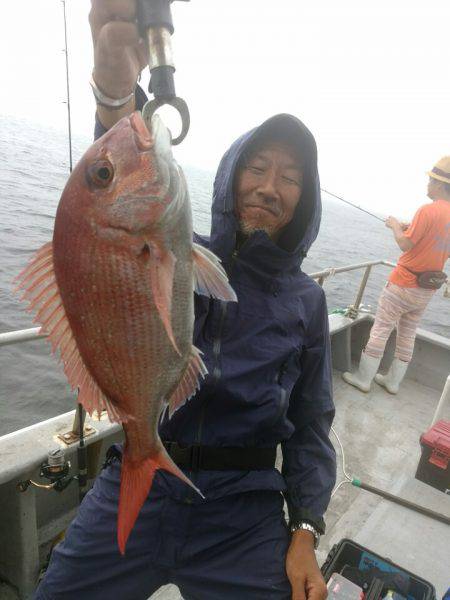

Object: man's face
[427,177,442,199]
[235,141,303,240]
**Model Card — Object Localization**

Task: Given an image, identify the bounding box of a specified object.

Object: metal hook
[142,97,190,145]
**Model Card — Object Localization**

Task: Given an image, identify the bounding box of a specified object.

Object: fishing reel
[17,448,74,493]
[138,0,190,144]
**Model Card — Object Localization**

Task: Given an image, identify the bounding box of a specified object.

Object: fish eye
[87,160,114,188]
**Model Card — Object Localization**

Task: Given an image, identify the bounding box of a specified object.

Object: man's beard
[239,219,275,238]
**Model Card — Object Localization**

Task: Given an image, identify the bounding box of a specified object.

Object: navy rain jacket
[95,107,336,533]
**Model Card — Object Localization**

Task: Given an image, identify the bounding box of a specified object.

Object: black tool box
[321,539,436,600]
[415,420,450,493]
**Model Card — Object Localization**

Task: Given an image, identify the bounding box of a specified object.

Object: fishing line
[61,0,73,173]
[321,188,385,223]
[330,426,352,498]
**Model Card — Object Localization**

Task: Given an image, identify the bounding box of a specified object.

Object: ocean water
[0,115,448,436]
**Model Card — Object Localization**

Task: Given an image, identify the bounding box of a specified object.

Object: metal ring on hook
[142,97,190,145]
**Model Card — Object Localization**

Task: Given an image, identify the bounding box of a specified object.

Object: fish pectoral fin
[192,243,237,301]
[168,345,208,418]
[14,241,131,425]
[118,444,203,555]
[148,241,181,355]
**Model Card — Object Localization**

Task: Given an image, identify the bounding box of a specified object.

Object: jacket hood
[209,114,322,270]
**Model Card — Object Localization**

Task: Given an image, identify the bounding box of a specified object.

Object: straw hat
[428,156,450,184]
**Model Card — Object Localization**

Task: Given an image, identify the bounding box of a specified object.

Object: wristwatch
[290,521,320,549]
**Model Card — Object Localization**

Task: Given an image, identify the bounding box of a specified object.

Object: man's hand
[385,216,414,252]
[385,217,410,232]
[89,0,148,128]
[286,530,327,600]
[385,216,400,230]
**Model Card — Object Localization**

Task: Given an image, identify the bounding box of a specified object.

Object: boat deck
[321,369,449,595]
[151,368,450,599]
[0,360,448,599]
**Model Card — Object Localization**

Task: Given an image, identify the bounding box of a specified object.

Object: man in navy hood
[168,113,336,598]
[35,5,336,600]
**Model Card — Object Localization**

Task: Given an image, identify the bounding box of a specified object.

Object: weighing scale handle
[137,0,190,145]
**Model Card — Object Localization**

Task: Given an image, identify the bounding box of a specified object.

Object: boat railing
[0,258,397,349]
[310,258,396,317]
[0,258,393,445]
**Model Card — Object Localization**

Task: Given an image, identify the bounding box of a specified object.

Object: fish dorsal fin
[192,243,237,301]
[14,242,130,424]
[168,345,207,418]
[148,240,180,355]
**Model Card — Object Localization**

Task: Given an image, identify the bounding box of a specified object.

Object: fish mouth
[129,113,153,151]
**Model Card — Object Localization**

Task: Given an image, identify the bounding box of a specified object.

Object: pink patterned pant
[365,283,435,362]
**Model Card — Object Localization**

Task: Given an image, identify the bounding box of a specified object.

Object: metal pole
[354,265,372,310]
[352,479,450,526]
[71,403,86,436]
[347,265,372,318]
[61,0,73,173]
[76,403,88,502]
[430,375,450,427]
[309,259,391,281]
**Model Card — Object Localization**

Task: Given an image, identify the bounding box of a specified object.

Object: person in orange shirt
[343,157,450,394]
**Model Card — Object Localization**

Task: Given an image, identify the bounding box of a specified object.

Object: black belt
[163,441,277,471]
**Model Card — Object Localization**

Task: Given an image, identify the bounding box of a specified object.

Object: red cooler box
[415,420,450,493]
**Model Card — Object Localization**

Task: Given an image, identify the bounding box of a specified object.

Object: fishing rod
[76,403,88,502]
[61,0,73,172]
[61,0,86,502]
[321,188,385,223]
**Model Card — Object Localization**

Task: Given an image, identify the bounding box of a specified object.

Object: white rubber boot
[375,358,409,394]
[342,352,382,393]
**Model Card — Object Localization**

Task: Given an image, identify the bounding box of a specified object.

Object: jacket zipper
[195,247,240,445]
[181,248,240,499]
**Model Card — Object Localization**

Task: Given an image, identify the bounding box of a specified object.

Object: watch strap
[290,521,320,548]
[90,76,135,110]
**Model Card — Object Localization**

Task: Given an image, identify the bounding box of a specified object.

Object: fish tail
[118,445,203,555]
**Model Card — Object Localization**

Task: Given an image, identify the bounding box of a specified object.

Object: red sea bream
[15,112,236,554]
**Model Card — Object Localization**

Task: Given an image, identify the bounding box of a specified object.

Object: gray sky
[1,0,449,218]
